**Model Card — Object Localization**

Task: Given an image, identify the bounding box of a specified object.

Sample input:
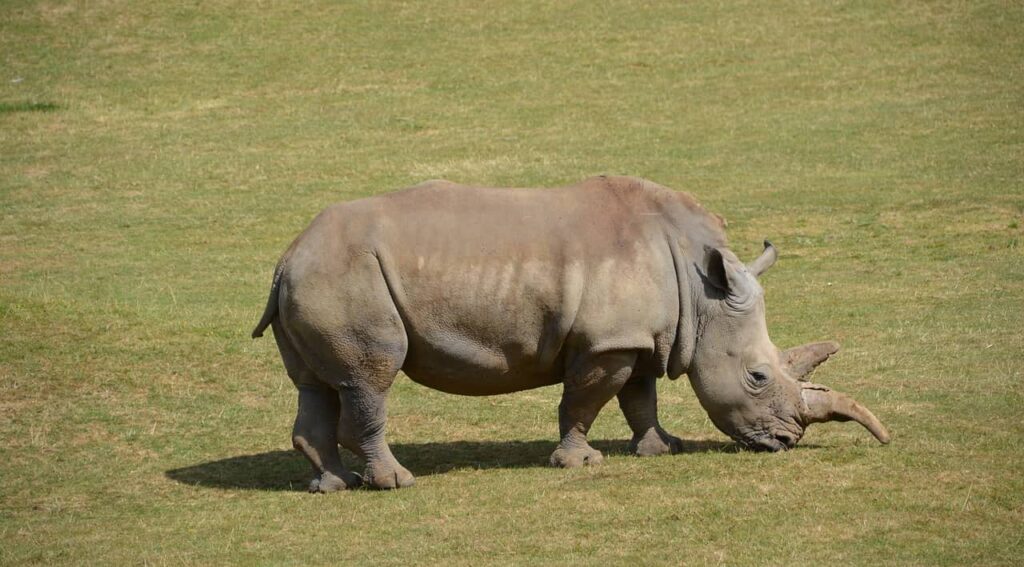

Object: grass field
[2,0,1022,564]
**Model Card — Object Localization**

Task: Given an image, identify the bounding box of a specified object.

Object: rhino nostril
[775,434,795,449]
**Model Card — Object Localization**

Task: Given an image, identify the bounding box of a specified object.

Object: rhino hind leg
[328,377,411,490]
[274,251,413,489]
[551,350,638,468]
[289,322,412,490]
[617,375,684,457]
[273,323,362,492]
[293,385,364,492]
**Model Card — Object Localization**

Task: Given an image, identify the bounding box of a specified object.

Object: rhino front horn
[799,383,891,444]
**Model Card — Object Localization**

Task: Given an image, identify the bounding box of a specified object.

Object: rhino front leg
[617,375,683,457]
[293,385,363,492]
[551,350,638,468]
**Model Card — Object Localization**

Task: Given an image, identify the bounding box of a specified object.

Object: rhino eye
[749,371,769,383]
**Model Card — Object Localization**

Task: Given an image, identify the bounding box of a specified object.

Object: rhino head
[687,241,890,451]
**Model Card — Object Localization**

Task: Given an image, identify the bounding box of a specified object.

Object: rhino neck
[666,239,698,379]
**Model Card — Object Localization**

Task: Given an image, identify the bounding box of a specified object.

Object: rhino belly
[401,333,564,395]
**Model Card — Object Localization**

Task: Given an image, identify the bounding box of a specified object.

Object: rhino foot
[364,462,415,490]
[629,426,684,457]
[308,470,363,493]
[550,445,604,468]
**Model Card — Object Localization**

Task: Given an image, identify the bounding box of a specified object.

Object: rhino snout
[743,432,800,452]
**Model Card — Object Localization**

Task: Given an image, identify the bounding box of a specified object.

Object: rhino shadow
[164,438,743,492]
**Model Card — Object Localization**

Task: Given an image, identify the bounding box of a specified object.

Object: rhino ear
[783,341,840,381]
[703,247,756,305]
[746,240,778,278]
[704,247,730,292]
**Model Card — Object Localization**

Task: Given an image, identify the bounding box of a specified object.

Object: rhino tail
[251,261,285,339]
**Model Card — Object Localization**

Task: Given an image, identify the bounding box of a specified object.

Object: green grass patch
[0,101,59,113]
[2,0,1022,565]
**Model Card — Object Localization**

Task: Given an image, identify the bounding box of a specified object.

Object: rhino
[252,175,889,491]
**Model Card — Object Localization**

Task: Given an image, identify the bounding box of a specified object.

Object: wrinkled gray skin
[253,176,889,491]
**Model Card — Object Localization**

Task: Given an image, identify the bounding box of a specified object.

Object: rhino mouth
[741,432,798,452]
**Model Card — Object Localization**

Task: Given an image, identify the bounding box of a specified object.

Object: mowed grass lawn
[2,1,1022,564]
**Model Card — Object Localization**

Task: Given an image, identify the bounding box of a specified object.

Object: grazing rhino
[253,176,889,491]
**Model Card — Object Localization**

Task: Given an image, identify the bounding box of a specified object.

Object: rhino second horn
[799,383,891,444]
[747,240,778,277]
[783,341,841,381]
